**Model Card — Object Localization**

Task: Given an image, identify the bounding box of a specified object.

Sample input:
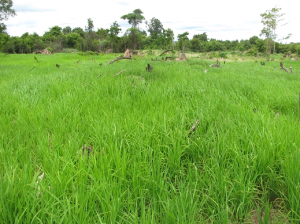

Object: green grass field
[1,52,300,223]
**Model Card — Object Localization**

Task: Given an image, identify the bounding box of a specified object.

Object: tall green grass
[0,53,300,223]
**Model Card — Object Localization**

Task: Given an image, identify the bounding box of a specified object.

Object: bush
[147,49,154,55]
[208,51,217,59]
[296,45,300,56]
[46,47,53,54]
[238,51,244,57]
[218,52,227,58]
[246,48,258,57]
[62,48,78,53]
[77,51,99,56]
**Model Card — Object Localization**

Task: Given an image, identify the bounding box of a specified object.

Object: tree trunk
[113,69,125,77]
[106,57,131,65]
[188,119,199,135]
[266,39,270,62]
[273,40,276,61]
[280,62,289,73]
[159,49,173,56]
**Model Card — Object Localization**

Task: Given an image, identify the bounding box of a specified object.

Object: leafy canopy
[121,9,145,28]
[0,0,15,21]
[85,18,94,33]
[146,17,164,39]
[0,0,16,33]
[260,7,291,41]
[109,21,121,37]
[193,32,208,42]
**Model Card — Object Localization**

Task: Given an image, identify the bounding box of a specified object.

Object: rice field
[0,52,300,223]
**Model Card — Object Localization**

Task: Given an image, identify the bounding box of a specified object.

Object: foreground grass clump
[0,53,300,223]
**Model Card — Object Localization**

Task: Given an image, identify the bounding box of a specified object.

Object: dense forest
[0,9,299,56]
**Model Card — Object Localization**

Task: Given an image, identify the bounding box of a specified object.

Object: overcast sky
[5,0,299,43]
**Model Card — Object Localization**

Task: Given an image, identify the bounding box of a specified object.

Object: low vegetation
[0,52,300,223]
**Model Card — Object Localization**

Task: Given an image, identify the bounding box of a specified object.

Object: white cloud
[5,0,299,43]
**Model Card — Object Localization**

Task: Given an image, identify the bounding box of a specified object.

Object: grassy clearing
[0,52,300,223]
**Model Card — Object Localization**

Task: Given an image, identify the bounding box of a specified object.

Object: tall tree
[43,26,64,42]
[62,26,72,34]
[85,18,94,33]
[177,32,189,50]
[84,18,97,51]
[191,37,206,52]
[0,0,16,33]
[145,17,165,48]
[260,7,291,61]
[146,17,164,39]
[66,32,82,49]
[193,32,208,42]
[121,9,145,28]
[121,9,145,50]
[96,28,109,40]
[72,27,85,38]
[42,26,65,52]
[249,36,259,45]
[109,21,121,51]
[163,28,174,49]
[122,28,146,50]
[260,26,272,61]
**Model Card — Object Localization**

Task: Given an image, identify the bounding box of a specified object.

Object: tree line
[0,7,299,55]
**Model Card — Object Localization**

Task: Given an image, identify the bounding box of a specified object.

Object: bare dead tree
[188,119,199,135]
[159,49,173,56]
[106,57,131,65]
[113,69,126,77]
[280,62,288,73]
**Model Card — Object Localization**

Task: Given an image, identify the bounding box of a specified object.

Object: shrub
[46,47,53,53]
[77,51,99,56]
[208,51,217,59]
[246,48,258,57]
[62,48,78,53]
[296,45,300,56]
[147,49,154,55]
[218,52,227,58]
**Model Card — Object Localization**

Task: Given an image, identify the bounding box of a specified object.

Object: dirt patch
[245,209,288,223]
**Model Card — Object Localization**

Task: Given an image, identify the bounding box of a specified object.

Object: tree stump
[179,47,187,61]
[146,64,153,72]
